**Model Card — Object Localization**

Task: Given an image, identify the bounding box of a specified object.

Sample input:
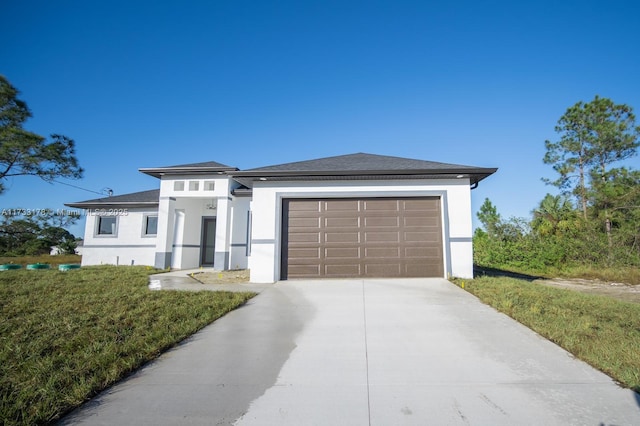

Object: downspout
[470,181,478,190]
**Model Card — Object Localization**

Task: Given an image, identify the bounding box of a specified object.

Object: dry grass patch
[190,269,250,284]
[0,254,82,267]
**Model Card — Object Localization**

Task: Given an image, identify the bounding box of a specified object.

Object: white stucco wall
[81,207,158,266]
[154,175,249,270]
[229,196,251,270]
[248,179,474,283]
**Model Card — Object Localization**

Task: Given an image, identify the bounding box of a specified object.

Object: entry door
[201,218,216,266]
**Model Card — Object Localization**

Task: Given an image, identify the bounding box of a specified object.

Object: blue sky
[2,0,639,237]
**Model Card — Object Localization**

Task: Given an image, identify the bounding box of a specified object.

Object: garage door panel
[365,263,401,276]
[364,216,399,227]
[325,217,360,227]
[289,232,321,243]
[365,247,401,258]
[289,201,322,212]
[289,217,321,228]
[404,216,439,227]
[288,247,321,259]
[325,264,361,276]
[288,265,321,276]
[325,247,360,258]
[325,232,360,243]
[403,199,439,209]
[363,199,399,210]
[324,200,360,211]
[283,197,443,279]
[404,246,442,257]
[364,231,400,242]
[404,231,441,242]
[405,264,434,276]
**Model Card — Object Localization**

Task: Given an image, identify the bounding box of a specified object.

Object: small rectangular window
[204,181,215,191]
[189,181,200,191]
[144,215,158,235]
[174,181,185,191]
[97,216,117,235]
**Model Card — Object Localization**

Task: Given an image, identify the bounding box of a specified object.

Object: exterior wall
[228,196,251,270]
[81,207,157,266]
[248,179,474,283]
[154,175,250,270]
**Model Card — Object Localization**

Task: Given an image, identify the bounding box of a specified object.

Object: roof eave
[139,167,239,178]
[232,169,497,188]
[230,167,497,178]
[64,202,159,209]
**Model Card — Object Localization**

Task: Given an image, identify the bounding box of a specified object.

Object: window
[204,181,215,191]
[174,181,185,191]
[97,216,117,235]
[189,181,200,191]
[144,215,158,236]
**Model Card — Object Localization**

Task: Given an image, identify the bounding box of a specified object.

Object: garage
[282,197,443,279]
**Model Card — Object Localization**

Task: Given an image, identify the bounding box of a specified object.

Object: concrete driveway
[60,278,640,425]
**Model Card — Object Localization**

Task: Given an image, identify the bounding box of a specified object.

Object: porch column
[213,196,231,270]
[154,196,175,269]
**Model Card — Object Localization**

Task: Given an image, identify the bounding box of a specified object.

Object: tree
[543,96,640,219]
[0,75,83,194]
[531,194,578,237]
[477,198,501,238]
[0,211,78,255]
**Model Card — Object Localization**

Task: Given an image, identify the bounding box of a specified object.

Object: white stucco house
[66,153,496,282]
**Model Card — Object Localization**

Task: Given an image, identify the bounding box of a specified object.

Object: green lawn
[454,276,640,391]
[0,266,255,425]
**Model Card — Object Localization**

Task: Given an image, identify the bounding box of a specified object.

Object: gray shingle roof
[241,153,483,173]
[65,189,160,208]
[231,153,497,186]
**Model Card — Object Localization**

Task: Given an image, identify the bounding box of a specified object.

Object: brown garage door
[282,197,443,279]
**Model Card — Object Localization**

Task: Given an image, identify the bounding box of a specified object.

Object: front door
[200,217,216,266]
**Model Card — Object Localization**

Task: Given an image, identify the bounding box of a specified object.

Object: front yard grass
[0,266,256,425]
[454,276,640,392]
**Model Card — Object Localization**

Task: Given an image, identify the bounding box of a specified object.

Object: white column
[213,197,231,270]
[154,196,175,269]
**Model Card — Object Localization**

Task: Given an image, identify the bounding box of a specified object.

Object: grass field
[0,266,255,425]
[0,254,82,267]
[454,276,640,392]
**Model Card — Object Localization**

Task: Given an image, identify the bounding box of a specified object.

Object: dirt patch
[535,278,640,304]
[189,269,250,284]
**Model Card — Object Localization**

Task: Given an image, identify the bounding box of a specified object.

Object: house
[66,153,496,282]
[50,240,83,256]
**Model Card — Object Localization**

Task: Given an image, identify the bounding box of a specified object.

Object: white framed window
[189,181,200,191]
[204,181,215,191]
[143,215,158,236]
[96,216,117,236]
[174,181,185,191]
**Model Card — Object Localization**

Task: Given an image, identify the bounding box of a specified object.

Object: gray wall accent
[246,211,252,256]
[172,244,201,248]
[231,243,247,247]
[155,252,172,269]
[84,244,156,248]
[449,237,472,243]
[252,239,275,244]
[214,251,230,270]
